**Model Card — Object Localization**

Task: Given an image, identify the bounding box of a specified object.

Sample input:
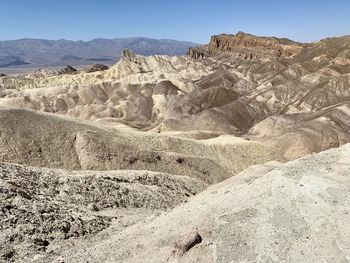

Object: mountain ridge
[0,37,199,68]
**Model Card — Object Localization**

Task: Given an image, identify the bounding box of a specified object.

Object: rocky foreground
[1,32,350,262]
[1,143,350,262]
[56,144,350,263]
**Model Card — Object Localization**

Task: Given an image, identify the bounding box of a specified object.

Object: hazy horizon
[0,36,200,44]
[1,31,350,45]
[1,0,349,43]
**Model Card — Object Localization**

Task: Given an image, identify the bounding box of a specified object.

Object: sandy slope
[0,108,280,184]
[53,144,350,263]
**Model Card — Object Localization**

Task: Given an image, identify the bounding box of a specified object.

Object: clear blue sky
[1,0,349,43]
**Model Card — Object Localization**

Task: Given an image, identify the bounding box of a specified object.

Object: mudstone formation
[1,32,350,262]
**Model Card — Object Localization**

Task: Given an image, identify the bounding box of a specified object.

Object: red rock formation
[188,31,305,61]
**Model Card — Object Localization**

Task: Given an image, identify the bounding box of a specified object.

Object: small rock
[33,238,50,247]
[88,203,100,212]
[1,248,15,259]
[174,232,202,256]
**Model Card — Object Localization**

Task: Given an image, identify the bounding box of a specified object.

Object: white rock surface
[54,144,350,263]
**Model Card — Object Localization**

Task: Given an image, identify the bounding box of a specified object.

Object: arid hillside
[1,32,350,159]
[1,32,350,262]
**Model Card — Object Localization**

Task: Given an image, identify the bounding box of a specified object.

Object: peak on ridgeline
[61,65,78,74]
[188,31,305,61]
[121,48,137,61]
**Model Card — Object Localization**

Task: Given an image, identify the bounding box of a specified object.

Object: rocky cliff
[188,31,305,61]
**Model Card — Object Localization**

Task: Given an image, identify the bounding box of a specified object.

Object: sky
[0,0,349,43]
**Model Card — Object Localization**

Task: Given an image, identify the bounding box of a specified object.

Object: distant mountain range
[0,37,198,68]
